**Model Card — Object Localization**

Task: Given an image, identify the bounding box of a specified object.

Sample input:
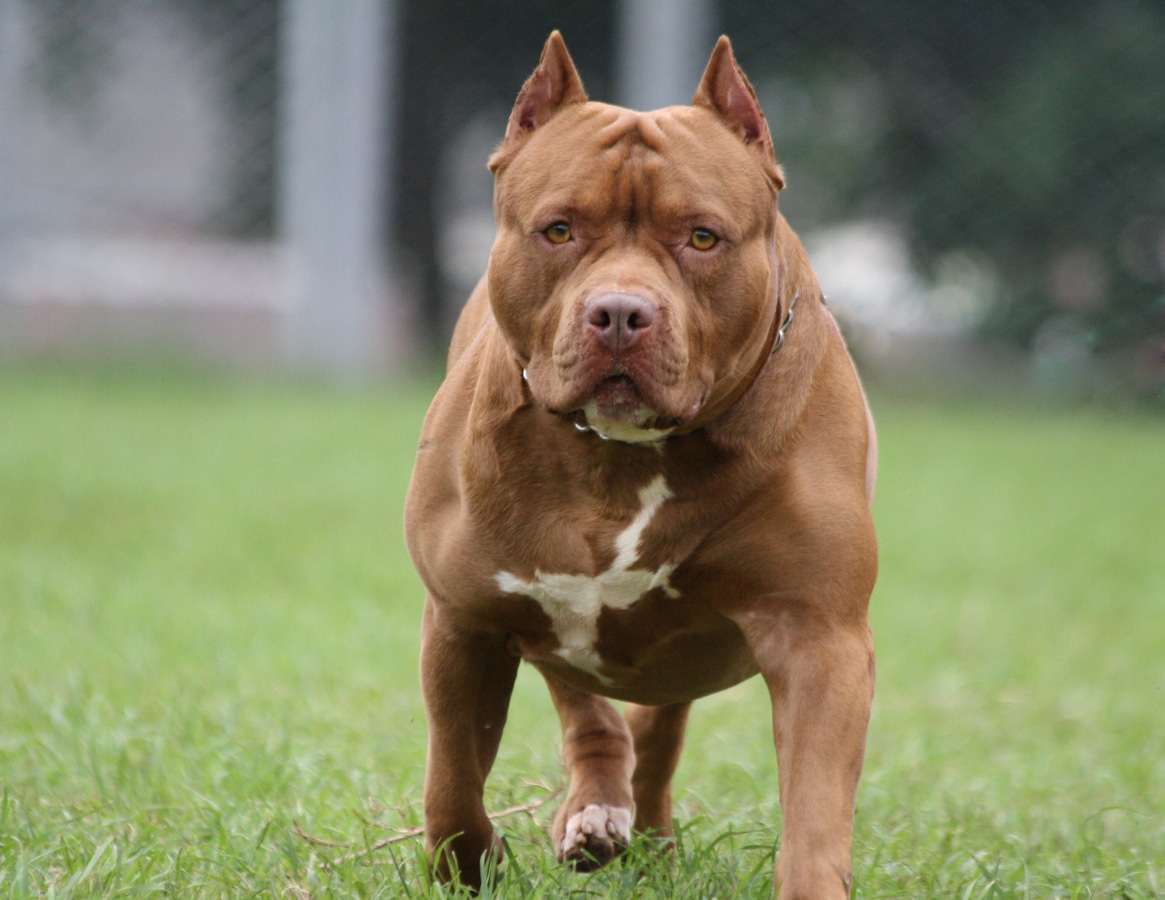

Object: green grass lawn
[1,371,1162,898]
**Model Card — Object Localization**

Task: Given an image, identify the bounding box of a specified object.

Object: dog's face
[486,36,786,443]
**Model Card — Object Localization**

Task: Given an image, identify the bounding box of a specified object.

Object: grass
[0,369,1162,898]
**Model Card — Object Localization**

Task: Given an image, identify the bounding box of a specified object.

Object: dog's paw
[556,803,632,871]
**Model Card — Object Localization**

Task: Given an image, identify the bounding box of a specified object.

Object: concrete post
[0,0,29,247]
[615,0,716,111]
[280,0,399,378]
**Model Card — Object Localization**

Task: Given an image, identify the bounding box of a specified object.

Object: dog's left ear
[694,37,785,189]
[489,31,587,172]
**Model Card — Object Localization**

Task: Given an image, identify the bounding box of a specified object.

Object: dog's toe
[556,803,632,870]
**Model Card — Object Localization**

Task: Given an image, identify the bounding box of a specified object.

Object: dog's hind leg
[543,674,635,871]
[625,701,691,842]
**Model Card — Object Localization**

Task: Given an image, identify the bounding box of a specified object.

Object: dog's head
[487,32,787,443]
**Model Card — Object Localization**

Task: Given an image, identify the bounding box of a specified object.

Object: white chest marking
[495,475,679,682]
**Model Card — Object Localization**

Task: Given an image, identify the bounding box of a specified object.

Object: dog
[404,31,877,900]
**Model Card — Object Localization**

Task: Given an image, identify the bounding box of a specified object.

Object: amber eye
[546,222,572,244]
[690,228,718,251]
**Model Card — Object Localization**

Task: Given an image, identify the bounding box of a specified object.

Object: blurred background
[1,0,1163,402]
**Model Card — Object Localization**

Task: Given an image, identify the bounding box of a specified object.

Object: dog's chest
[494,475,679,683]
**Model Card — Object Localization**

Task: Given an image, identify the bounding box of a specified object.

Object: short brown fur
[405,32,877,900]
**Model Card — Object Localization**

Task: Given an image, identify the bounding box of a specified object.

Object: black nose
[585,292,656,352]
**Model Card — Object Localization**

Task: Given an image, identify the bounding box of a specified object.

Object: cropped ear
[489,31,587,172]
[693,37,785,189]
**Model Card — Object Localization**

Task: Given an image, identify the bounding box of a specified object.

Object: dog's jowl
[404,31,877,900]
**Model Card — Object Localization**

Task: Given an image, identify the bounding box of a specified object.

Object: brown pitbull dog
[404,31,877,900]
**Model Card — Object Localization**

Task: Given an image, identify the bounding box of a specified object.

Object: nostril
[587,304,612,330]
[623,298,656,331]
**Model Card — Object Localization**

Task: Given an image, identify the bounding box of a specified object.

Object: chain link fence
[3,0,277,236]
[0,0,281,366]
[1,0,1162,397]
[724,0,1165,399]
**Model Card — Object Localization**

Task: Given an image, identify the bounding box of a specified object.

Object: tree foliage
[721,0,1165,355]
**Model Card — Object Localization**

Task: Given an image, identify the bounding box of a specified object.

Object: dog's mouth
[558,375,688,443]
[591,375,647,420]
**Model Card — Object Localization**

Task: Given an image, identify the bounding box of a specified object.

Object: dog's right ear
[489,31,587,172]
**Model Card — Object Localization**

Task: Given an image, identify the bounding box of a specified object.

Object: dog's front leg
[737,609,875,900]
[419,597,520,889]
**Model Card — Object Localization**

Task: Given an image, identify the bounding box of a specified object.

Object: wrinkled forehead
[495,101,775,225]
